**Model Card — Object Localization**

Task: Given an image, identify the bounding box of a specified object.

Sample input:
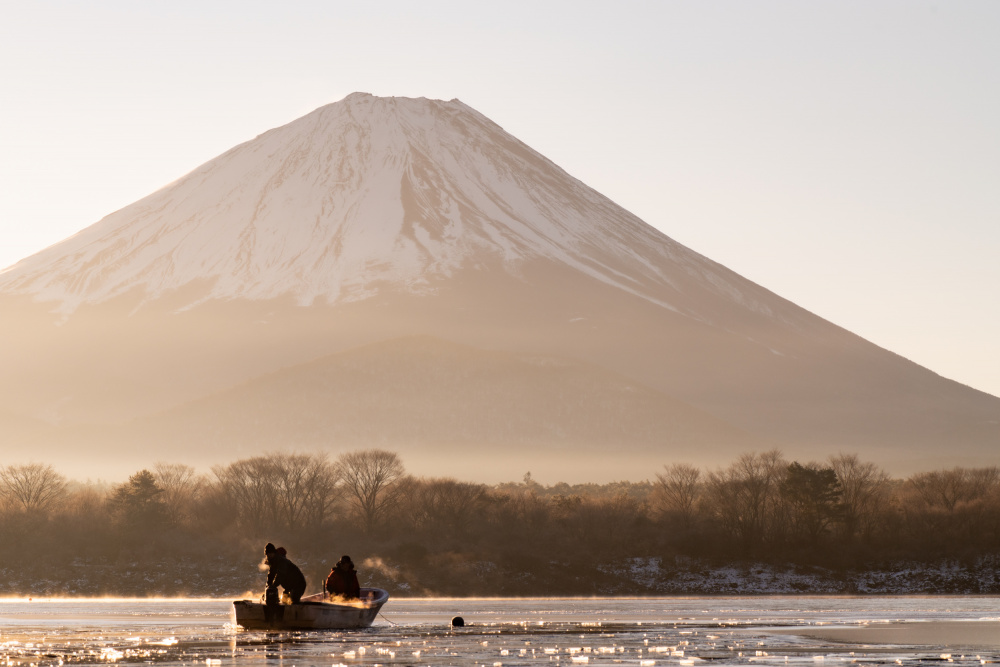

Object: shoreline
[3,556,999,598]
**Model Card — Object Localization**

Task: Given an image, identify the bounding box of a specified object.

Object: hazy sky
[2,1,998,397]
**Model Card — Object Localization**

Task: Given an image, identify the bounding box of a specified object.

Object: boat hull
[233,588,389,630]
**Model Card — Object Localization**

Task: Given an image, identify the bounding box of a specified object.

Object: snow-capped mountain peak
[0,93,747,316]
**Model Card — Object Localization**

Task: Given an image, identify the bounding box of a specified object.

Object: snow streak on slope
[0,93,765,317]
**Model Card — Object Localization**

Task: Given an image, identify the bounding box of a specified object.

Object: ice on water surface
[1,597,999,666]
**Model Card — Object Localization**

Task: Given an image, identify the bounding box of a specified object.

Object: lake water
[2,596,999,666]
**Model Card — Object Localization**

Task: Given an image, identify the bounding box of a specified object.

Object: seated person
[325,555,361,600]
[264,542,307,605]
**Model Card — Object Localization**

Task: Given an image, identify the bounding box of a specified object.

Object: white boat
[233,587,389,630]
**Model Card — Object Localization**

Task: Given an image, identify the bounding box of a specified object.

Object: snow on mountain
[0,93,765,319]
[1,93,997,479]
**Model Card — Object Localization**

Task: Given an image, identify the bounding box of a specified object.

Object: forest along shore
[2,449,999,597]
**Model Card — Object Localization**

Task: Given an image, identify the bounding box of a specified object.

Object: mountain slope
[0,93,996,479]
[62,336,757,481]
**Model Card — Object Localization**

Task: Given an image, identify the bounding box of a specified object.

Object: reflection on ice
[1,597,999,666]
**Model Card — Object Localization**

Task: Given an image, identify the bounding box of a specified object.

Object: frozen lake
[1,596,999,665]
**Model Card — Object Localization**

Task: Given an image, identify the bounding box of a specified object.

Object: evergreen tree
[780,462,844,544]
[109,469,169,532]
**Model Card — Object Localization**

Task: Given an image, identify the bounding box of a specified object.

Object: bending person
[264,542,307,605]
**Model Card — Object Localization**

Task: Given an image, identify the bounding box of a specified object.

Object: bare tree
[706,450,786,551]
[153,462,207,525]
[406,478,488,537]
[907,467,1000,512]
[0,463,67,516]
[336,449,406,531]
[902,466,1000,544]
[212,452,339,535]
[213,457,279,534]
[63,481,111,518]
[652,463,702,528]
[485,487,551,545]
[579,492,645,553]
[269,453,341,530]
[829,453,890,541]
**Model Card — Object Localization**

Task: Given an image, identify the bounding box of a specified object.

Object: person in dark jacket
[264,542,307,605]
[324,555,361,600]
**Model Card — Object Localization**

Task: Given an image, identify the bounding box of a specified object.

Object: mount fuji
[0,93,996,480]
[1,93,757,317]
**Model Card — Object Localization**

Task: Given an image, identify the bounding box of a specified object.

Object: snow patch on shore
[599,556,1000,595]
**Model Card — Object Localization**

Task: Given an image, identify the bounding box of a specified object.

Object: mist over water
[2,597,999,666]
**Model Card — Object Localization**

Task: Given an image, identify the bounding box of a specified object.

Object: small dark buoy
[451,616,465,627]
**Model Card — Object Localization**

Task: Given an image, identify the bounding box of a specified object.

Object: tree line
[1,450,999,596]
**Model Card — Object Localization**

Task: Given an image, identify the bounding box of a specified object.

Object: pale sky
[1,1,998,397]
